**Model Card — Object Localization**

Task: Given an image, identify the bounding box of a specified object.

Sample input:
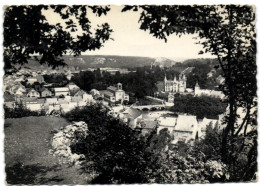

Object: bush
[170,95,227,119]
[4,105,45,119]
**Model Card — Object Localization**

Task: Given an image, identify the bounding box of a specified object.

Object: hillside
[22,55,178,70]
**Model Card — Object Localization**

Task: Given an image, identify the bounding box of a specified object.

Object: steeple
[117,82,122,90]
[164,74,167,82]
[195,81,200,88]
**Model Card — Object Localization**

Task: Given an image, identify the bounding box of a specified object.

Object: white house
[66,82,79,91]
[54,87,70,96]
[27,89,40,98]
[173,115,199,143]
[119,107,142,128]
[157,117,177,135]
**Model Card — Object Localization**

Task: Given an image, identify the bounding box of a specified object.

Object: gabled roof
[142,120,157,129]
[175,115,198,132]
[123,107,142,119]
[66,82,78,86]
[158,117,177,127]
[27,88,39,94]
[99,90,114,97]
[73,89,86,97]
[107,86,117,92]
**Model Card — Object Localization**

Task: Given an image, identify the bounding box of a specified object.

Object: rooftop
[175,115,198,132]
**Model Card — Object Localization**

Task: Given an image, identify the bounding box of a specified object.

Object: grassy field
[4,116,89,184]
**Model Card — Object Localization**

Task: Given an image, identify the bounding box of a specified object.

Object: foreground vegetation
[170,95,227,119]
[4,116,90,184]
[63,105,257,184]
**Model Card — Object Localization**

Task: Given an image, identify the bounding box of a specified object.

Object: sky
[43,5,215,61]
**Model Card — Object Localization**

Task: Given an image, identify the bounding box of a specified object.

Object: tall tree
[122,5,256,162]
[4,5,112,71]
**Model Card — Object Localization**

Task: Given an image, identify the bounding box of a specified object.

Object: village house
[40,88,52,97]
[72,89,94,103]
[54,87,70,96]
[173,115,199,143]
[20,97,38,104]
[60,102,78,113]
[45,97,58,105]
[137,119,157,136]
[66,82,79,91]
[157,117,177,135]
[25,99,45,111]
[27,89,40,98]
[119,107,142,129]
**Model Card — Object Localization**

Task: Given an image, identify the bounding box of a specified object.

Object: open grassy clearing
[4,116,89,184]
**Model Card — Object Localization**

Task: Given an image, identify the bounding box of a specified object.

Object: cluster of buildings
[109,105,225,143]
[86,67,133,75]
[4,69,94,114]
[90,83,129,105]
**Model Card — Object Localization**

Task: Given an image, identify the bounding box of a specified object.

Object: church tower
[164,74,167,83]
[117,83,122,90]
[194,81,200,95]
[164,74,168,92]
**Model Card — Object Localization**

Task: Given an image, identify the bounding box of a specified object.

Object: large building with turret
[164,73,187,93]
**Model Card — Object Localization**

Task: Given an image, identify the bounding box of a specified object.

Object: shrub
[4,105,46,119]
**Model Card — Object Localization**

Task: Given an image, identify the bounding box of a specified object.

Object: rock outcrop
[50,121,88,166]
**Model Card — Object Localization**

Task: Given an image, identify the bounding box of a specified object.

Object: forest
[70,59,221,99]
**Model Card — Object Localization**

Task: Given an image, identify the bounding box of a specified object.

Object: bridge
[131,104,166,111]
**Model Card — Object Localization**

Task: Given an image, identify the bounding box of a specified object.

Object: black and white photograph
[1,1,258,185]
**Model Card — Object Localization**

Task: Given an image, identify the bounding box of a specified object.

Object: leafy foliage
[4,5,113,71]
[170,95,227,119]
[4,105,45,119]
[71,67,158,98]
[123,5,256,164]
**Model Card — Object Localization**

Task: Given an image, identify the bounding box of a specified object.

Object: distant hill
[24,55,177,69]
[151,57,176,67]
[182,58,218,66]
[63,55,157,69]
